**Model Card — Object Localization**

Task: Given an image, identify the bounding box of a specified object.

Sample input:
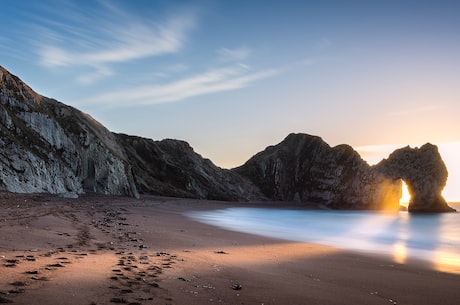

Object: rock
[376,144,454,212]
[232,284,242,290]
[234,133,455,212]
[0,65,138,197]
[58,192,79,199]
[0,66,454,212]
[233,133,378,207]
[115,134,264,201]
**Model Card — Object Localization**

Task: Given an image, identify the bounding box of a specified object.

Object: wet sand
[0,192,459,305]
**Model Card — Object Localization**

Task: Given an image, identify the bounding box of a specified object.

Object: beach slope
[1,193,459,305]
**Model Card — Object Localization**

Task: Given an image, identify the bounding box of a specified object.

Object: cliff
[0,66,454,212]
[115,134,264,201]
[234,133,454,212]
[0,66,138,197]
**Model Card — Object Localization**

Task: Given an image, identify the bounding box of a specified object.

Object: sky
[0,0,459,200]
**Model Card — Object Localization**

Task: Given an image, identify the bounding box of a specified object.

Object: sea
[188,203,460,274]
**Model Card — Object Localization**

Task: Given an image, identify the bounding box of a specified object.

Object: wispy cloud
[217,47,252,62]
[78,65,279,107]
[34,2,196,82]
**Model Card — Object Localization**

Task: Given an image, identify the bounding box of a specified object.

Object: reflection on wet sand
[190,207,460,274]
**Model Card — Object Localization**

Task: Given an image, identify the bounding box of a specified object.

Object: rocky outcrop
[115,134,264,201]
[0,66,454,212]
[0,66,138,197]
[234,133,454,212]
[376,144,454,212]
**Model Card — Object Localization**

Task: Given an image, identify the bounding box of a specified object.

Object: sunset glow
[356,142,460,202]
[0,1,458,203]
[400,181,411,206]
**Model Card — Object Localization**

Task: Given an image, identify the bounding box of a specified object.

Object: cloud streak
[79,65,279,107]
[34,2,196,81]
[217,47,252,62]
[39,17,193,67]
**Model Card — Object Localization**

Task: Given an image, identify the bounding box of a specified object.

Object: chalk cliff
[0,66,138,197]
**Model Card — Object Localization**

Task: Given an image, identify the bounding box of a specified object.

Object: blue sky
[1,0,459,199]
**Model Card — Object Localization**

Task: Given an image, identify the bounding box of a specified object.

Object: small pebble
[232,284,242,290]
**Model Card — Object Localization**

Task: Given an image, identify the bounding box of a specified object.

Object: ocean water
[188,204,460,274]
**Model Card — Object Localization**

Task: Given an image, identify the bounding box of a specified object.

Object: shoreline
[1,192,459,304]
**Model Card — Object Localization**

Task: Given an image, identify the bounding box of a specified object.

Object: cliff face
[115,134,264,201]
[0,66,138,197]
[0,66,454,212]
[234,133,453,212]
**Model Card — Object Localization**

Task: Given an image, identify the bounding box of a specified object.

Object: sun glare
[356,142,460,203]
[399,180,411,207]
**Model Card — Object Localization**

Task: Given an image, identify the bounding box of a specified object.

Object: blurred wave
[189,206,460,274]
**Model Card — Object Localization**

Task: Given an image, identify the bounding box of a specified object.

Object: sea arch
[374,143,454,212]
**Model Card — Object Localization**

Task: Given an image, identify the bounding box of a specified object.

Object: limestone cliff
[0,66,138,197]
[376,144,454,212]
[234,133,454,212]
[115,134,264,201]
[0,66,454,212]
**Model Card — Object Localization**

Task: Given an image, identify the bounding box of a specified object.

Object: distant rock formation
[376,144,454,212]
[234,133,454,212]
[115,134,264,201]
[0,66,454,212]
[0,66,138,197]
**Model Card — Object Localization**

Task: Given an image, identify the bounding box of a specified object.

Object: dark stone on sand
[232,284,242,290]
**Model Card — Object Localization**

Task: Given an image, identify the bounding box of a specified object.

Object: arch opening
[399,179,411,208]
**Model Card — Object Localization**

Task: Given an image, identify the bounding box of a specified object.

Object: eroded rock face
[376,144,454,212]
[115,134,264,201]
[0,66,453,212]
[234,133,454,212]
[0,66,138,197]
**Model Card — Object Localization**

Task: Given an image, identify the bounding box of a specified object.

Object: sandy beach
[1,192,459,305]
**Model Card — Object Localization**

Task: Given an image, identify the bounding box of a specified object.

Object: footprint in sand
[3,259,19,268]
[26,255,36,261]
[45,263,65,270]
[31,276,48,281]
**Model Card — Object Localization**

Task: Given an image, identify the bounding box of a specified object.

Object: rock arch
[375,143,454,212]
